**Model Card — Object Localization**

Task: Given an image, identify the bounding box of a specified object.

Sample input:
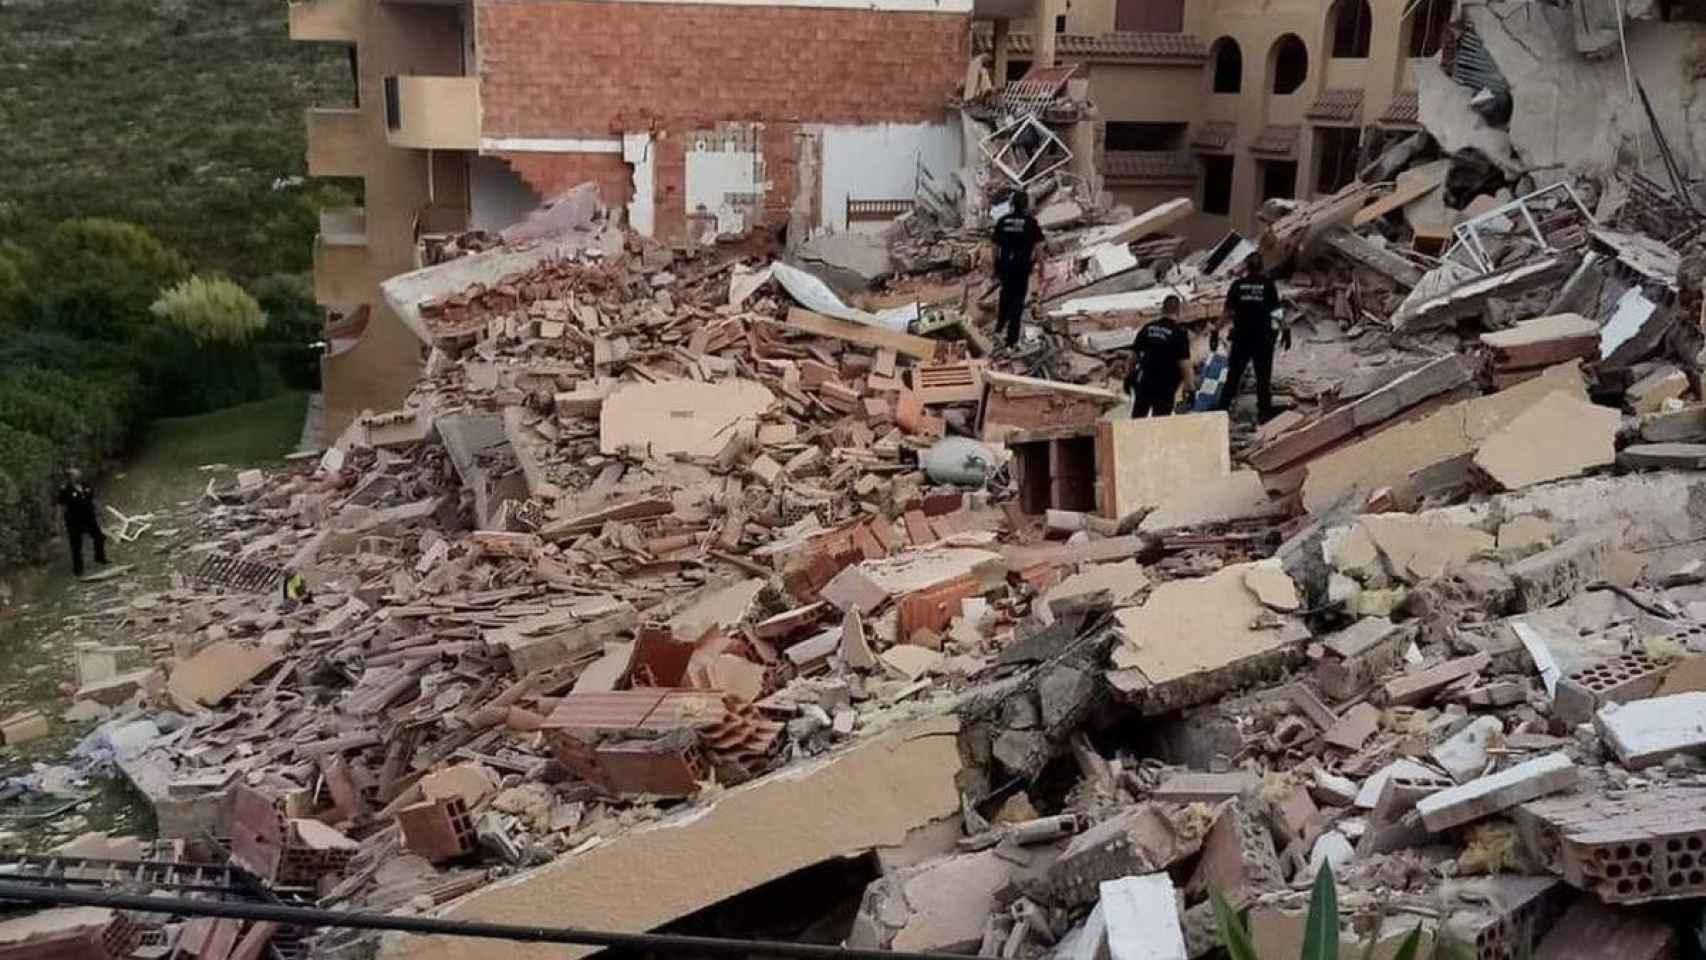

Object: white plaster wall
[813,122,962,233]
[469,155,541,232]
[624,133,656,237]
[685,147,763,238]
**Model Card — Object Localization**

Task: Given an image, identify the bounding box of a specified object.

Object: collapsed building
[9,0,1706,957]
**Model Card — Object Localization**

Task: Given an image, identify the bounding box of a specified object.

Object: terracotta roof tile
[1189,120,1237,153]
[1378,91,1421,127]
[1306,88,1364,124]
[1102,150,1198,184]
[1248,124,1301,158]
[978,31,1209,61]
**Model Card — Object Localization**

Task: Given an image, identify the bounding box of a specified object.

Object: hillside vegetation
[0,0,350,570]
[0,0,351,279]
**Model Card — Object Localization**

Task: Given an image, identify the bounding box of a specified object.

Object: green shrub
[0,422,62,567]
[43,218,189,294]
[251,273,323,391]
[0,240,28,309]
[150,275,267,344]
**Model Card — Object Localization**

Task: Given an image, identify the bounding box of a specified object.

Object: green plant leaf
[1390,924,1425,960]
[1301,863,1340,960]
[1210,887,1260,960]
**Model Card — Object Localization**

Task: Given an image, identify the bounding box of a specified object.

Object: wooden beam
[784,308,939,361]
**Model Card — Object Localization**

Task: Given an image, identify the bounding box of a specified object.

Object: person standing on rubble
[1123,294,1194,418]
[991,190,1045,349]
[55,467,108,578]
[1215,257,1289,422]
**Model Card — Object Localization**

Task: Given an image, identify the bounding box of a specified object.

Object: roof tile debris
[1306,88,1365,124]
[14,55,1706,960]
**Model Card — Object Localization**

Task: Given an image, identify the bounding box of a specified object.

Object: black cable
[0,882,969,960]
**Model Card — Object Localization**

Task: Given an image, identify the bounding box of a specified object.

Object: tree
[150,275,267,344]
[44,218,189,292]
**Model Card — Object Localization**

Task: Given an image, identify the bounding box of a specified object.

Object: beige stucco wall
[1089,63,1206,123]
[1045,0,1426,235]
[388,76,482,150]
[306,107,366,178]
[292,0,469,434]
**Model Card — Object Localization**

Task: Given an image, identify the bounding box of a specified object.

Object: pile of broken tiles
[14,151,1706,960]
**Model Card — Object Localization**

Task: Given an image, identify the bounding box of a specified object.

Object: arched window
[1210,37,1243,93]
[1269,33,1308,95]
[1407,0,1452,57]
[1329,0,1373,57]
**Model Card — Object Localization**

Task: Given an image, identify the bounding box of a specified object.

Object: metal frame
[1446,180,1596,273]
[978,114,1073,187]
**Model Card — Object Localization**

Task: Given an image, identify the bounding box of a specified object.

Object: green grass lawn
[110,391,311,512]
[0,391,309,846]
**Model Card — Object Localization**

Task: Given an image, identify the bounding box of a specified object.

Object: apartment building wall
[474,0,971,243]
[292,0,469,434]
[1007,0,1439,243]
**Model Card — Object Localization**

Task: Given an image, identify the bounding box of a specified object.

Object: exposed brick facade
[476,0,969,136]
[496,151,635,208]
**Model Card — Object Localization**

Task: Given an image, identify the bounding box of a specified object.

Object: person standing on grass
[56,467,108,578]
[992,190,1045,349]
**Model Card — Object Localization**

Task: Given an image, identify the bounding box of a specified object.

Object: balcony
[306,107,368,178]
[288,0,362,42]
[313,208,372,307]
[384,76,480,150]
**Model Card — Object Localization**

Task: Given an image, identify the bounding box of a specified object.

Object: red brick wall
[476,0,968,136]
[496,151,635,209]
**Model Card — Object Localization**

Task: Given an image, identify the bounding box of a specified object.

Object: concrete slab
[1431,715,1503,782]
[382,236,596,344]
[386,716,963,960]
[1138,470,1286,533]
[1597,692,1706,768]
[1479,313,1600,370]
[1100,874,1186,960]
[1331,514,1495,584]
[1301,361,1586,513]
[1472,391,1618,491]
[1416,752,1577,832]
[1094,413,1230,520]
[600,380,774,457]
[1038,560,1149,623]
[1110,562,1309,697]
[1620,443,1706,471]
[1640,405,1706,443]
[167,642,282,709]
[1243,561,1301,611]
[1498,515,1557,551]
[667,579,766,641]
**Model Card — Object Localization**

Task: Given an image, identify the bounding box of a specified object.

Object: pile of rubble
[12,90,1706,959]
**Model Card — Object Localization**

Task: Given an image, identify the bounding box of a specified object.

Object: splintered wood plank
[784,308,939,361]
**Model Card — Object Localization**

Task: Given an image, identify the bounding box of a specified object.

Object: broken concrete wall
[1426,471,1706,573]
[385,715,963,960]
[1458,4,1706,181]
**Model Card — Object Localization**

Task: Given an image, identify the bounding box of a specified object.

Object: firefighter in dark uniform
[1123,294,1194,418]
[1216,257,1289,422]
[55,467,108,577]
[991,191,1045,349]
